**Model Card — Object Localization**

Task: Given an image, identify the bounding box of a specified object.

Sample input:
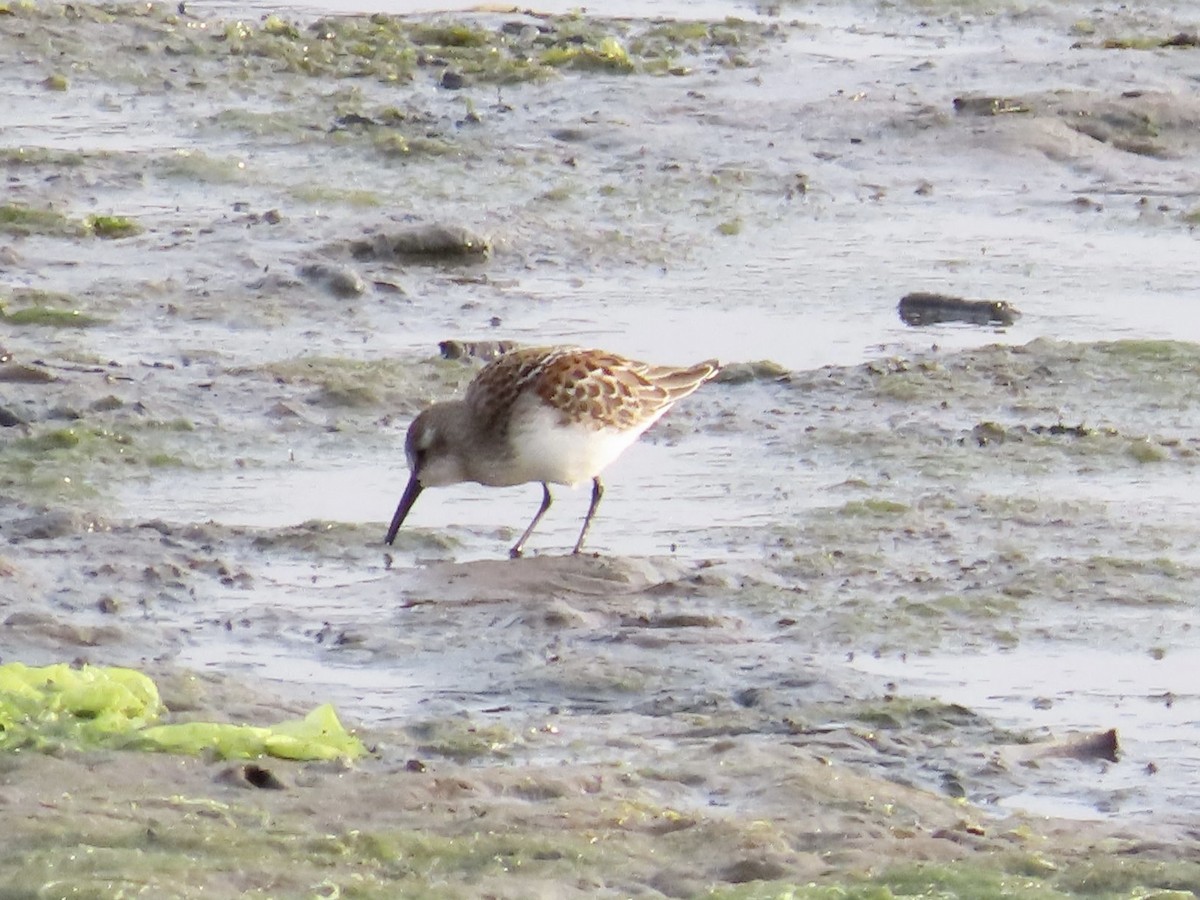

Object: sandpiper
[385,346,720,557]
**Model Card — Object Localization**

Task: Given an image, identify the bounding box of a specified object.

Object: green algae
[835,498,911,517]
[208,106,313,137]
[156,149,249,184]
[85,214,140,238]
[19,427,85,452]
[0,203,81,237]
[0,146,88,166]
[0,662,365,761]
[0,305,103,327]
[7,1,783,93]
[373,131,458,159]
[541,35,634,72]
[1093,338,1200,366]
[5,819,1191,900]
[1100,33,1200,50]
[289,183,383,207]
[0,423,190,501]
[0,206,136,242]
[0,812,599,898]
[0,663,161,752]
[706,855,1200,899]
[407,717,517,761]
[849,697,984,733]
[409,20,491,48]
[133,704,364,761]
[1085,555,1184,579]
[14,425,140,460]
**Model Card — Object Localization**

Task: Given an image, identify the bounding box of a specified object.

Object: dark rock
[898,292,1020,327]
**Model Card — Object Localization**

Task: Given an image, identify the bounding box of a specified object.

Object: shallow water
[850,644,1200,818]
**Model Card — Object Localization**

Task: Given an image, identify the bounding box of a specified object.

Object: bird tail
[649,359,721,400]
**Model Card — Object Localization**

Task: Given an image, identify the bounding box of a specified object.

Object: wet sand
[3,0,1200,895]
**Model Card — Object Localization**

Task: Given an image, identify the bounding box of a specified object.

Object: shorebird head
[384,406,467,545]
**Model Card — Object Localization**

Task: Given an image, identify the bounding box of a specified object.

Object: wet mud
[3,0,1200,896]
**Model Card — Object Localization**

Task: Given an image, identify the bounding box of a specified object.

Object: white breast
[501,398,662,487]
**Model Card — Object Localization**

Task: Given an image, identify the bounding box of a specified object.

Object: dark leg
[511,483,553,559]
[572,477,604,555]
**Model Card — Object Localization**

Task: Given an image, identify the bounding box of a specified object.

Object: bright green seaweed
[0,662,366,760]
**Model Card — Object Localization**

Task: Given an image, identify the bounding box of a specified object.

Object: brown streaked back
[466,347,719,435]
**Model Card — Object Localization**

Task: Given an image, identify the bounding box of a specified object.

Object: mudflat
[3,1,1200,896]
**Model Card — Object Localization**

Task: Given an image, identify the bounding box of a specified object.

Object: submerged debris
[439,339,519,362]
[1026,728,1121,763]
[953,95,1032,116]
[898,291,1021,327]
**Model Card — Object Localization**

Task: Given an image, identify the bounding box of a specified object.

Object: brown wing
[465,346,717,433]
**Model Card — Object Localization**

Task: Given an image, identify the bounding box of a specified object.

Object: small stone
[297,263,366,298]
[97,596,121,614]
[349,224,491,264]
[91,395,125,412]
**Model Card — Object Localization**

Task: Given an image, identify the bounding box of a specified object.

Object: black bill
[385,473,423,545]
